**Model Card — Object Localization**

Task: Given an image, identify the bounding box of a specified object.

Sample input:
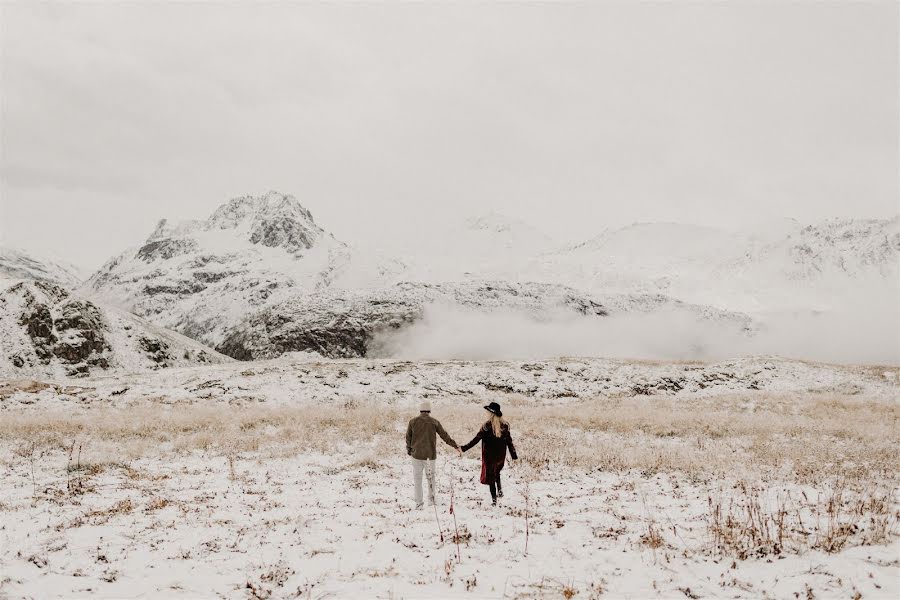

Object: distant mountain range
[1,190,896,375]
[531,217,900,311]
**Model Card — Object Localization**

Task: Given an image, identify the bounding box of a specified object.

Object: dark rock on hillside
[22,303,55,349]
[137,238,199,262]
[143,280,207,296]
[216,281,608,360]
[139,336,171,364]
[51,301,110,364]
[10,283,112,376]
[250,215,318,250]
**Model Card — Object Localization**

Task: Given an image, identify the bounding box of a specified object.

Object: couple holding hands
[405,400,517,508]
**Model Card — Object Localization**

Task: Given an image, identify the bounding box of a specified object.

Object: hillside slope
[0,280,231,378]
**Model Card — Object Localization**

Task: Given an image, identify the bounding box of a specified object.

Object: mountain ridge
[78,191,899,364]
[0,246,86,289]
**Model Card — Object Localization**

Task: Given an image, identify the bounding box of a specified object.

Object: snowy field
[1,357,898,599]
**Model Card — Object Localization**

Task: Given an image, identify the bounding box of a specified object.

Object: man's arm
[435,420,458,450]
[405,420,413,456]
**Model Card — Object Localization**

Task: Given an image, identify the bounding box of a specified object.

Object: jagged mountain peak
[84,191,400,348]
[209,191,318,231]
[144,191,325,253]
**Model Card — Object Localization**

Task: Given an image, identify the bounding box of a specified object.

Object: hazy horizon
[2,2,897,270]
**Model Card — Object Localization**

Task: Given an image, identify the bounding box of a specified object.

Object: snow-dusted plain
[2,451,897,599]
[1,356,898,599]
[2,354,897,410]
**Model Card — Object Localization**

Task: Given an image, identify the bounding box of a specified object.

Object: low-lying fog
[372,288,900,365]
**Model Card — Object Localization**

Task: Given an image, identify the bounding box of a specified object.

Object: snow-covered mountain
[81,190,897,364]
[456,212,556,257]
[0,280,231,378]
[84,191,407,347]
[518,217,900,312]
[720,217,899,282]
[0,246,85,289]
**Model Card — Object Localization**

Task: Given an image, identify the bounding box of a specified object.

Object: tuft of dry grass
[146,497,170,512]
[640,521,665,550]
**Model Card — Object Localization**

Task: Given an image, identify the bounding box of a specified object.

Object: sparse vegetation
[1,390,896,597]
[1,392,896,484]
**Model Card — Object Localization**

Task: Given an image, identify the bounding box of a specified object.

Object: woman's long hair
[485,410,506,437]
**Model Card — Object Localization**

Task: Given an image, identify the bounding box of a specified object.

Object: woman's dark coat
[461,423,518,485]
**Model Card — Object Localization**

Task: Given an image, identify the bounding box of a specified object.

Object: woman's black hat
[484,402,502,417]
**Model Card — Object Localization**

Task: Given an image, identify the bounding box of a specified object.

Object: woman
[461,402,518,506]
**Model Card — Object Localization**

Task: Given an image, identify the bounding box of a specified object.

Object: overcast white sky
[1,2,897,271]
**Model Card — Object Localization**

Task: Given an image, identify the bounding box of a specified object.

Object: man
[405,400,461,510]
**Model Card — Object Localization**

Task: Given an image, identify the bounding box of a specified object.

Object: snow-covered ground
[1,356,898,598]
[2,451,896,599]
[2,355,897,410]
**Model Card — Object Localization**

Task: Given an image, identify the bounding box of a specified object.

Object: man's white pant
[411,458,436,508]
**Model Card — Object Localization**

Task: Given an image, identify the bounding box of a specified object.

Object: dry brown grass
[0,392,896,485]
[503,392,898,484]
[0,391,895,571]
[707,480,897,558]
[639,522,665,550]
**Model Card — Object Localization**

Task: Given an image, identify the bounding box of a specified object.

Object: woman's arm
[460,429,483,452]
[504,427,518,460]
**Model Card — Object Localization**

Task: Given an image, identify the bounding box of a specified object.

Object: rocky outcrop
[250,215,318,250]
[218,301,415,360]
[10,282,112,376]
[0,280,232,378]
[136,238,199,262]
[138,336,171,364]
